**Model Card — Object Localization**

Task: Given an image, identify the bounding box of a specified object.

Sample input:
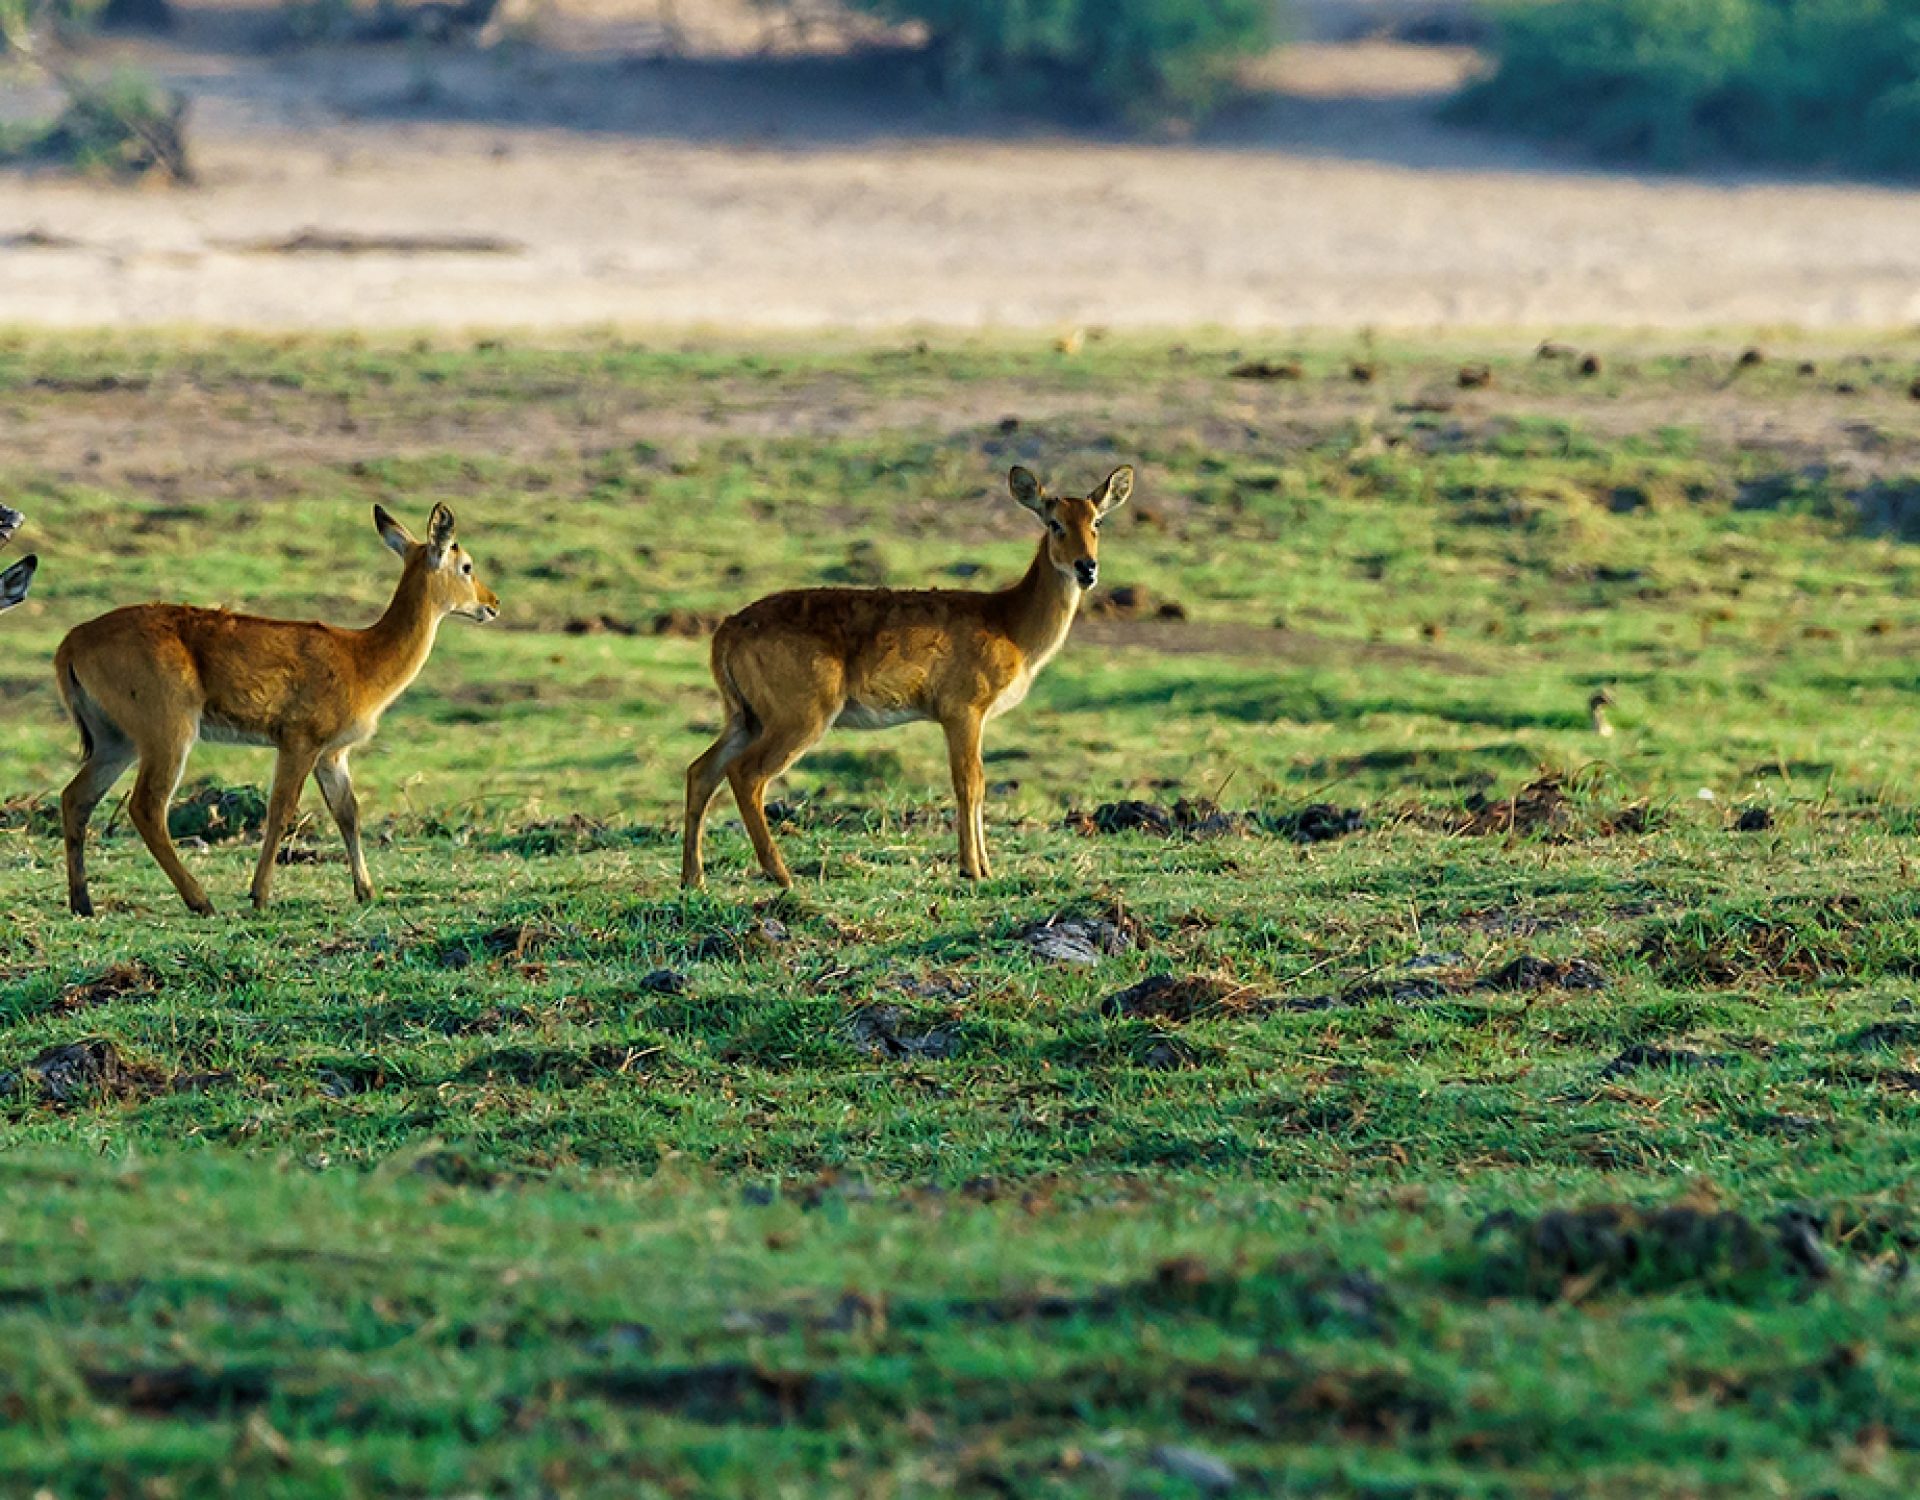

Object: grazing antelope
[683,463,1135,888]
[55,504,499,916]
[0,504,35,615]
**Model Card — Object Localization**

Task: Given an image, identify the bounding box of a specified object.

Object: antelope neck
[1001,536,1082,660]
[357,558,445,703]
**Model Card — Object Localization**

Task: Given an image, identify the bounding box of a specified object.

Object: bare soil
[6,0,1920,330]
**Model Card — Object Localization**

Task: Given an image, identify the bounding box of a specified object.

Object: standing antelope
[55,504,499,916]
[0,504,35,615]
[683,463,1135,888]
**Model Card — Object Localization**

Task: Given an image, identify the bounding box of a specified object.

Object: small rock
[1022,917,1134,966]
[1228,357,1303,381]
[638,968,687,995]
[1090,801,1175,836]
[1733,806,1774,833]
[1270,804,1366,843]
[1151,1444,1236,1493]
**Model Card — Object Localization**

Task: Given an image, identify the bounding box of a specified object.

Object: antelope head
[375,503,500,622]
[1009,464,1134,591]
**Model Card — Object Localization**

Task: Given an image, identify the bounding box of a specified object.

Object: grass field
[5,332,1920,1495]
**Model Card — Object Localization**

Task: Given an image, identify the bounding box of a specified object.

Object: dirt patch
[580,1363,829,1426]
[1333,950,1604,1007]
[1478,955,1608,993]
[846,1004,958,1061]
[1339,973,1453,1005]
[1228,356,1305,381]
[1449,774,1651,840]
[649,608,724,638]
[1452,774,1571,837]
[436,921,565,969]
[1845,1020,1920,1052]
[1268,803,1367,843]
[316,1058,401,1098]
[167,781,267,843]
[1101,974,1269,1024]
[231,229,523,256]
[1599,1043,1731,1080]
[1083,584,1188,622]
[563,613,644,636]
[1020,912,1138,966]
[0,1039,170,1105]
[83,1362,276,1417]
[434,1004,539,1037]
[59,960,162,1011]
[1468,1203,1829,1299]
[1638,905,1872,986]
[686,915,792,962]
[1067,798,1246,839]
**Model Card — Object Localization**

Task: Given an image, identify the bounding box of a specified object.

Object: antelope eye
[462,561,473,575]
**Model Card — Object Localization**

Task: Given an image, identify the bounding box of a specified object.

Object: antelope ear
[1008,466,1047,518]
[374,505,416,558]
[427,503,457,563]
[0,554,35,609]
[1093,465,1135,518]
[0,504,21,545]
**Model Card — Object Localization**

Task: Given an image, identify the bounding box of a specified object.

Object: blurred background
[3,0,1920,329]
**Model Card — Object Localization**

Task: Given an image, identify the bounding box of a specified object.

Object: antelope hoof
[188,898,217,917]
[69,893,95,918]
[354,883,376,904]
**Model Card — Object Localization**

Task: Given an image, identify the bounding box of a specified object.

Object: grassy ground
[4,333,1920,1495]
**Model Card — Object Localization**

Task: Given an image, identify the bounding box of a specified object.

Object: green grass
[4,332,1920,1495]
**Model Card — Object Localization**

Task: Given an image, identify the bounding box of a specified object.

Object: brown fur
[54,503,499,916]
[683,464,1134,888]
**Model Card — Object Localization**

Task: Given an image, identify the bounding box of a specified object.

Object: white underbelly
[198,715,275,749]
[836,701,925,731]
[987,674,1033,720]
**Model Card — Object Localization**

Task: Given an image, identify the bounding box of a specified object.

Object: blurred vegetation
[1454,0,1920,174]
[844,0,1275,124]
[0,65,190,179]
[0,0,188,180]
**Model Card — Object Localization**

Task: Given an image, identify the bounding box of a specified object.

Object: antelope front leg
[314,751,374,903]
[943,713,990,880]
[252,744,318,910]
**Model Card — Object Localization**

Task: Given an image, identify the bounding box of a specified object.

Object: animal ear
[374,505,416,558]
[427,503,457,563]
[1008,466,1047,518]
[0,554,35,609]
[0,504,21,545]
[1093,465,1134,517]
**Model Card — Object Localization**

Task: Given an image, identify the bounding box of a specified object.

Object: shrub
[1453,0,1920,174]
[844,0,1275,123]
[0,67,191,180]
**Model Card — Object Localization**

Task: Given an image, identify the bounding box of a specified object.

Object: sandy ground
[5,0,1920,331]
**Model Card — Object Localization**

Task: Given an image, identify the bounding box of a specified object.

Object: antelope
[683,463,1135,889]
[0,504,35,614]
[55,504,498,916]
